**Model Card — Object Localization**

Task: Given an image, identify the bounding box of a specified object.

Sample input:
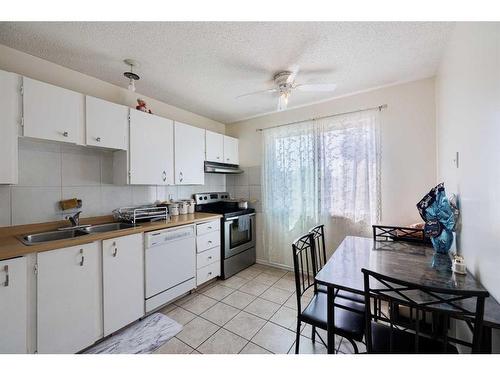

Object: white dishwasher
[144,224,196,312]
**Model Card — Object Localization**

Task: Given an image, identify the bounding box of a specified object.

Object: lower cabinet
[102,233,144,336]
[37,242,102,354]
[196,220,221,286]
[0,257,27,353]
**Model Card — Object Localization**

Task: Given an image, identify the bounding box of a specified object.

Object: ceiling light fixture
[123,59,140,92]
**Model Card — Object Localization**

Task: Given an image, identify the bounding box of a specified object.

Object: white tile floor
[154,263,366,354]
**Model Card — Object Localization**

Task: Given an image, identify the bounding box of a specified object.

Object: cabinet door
[129,109,174,185]
[37,243,101,354]
[0,70,20,184]
[223,135,239,165]
[0,257,27,353]
[205,130,224,163]
[102,234,144,336]
[23,77,83,144]
[174,122,205,185]
[85,96,128,150]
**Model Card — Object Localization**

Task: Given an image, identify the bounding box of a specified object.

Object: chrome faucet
[66,211,82,227]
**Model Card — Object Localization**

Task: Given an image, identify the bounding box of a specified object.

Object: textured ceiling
[0,22,453,123]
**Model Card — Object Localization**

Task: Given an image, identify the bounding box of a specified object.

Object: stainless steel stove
[194,192,256,279]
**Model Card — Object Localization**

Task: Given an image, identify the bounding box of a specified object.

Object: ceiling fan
[236,66,337,111]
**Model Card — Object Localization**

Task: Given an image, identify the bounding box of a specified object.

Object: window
[261,109,380,267]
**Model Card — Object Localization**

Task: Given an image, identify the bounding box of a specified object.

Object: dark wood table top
[315,236,500,329]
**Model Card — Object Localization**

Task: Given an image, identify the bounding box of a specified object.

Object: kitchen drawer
[197,220,220,236]
[197,261,220,286]
[197,246,220,269]
[196,230,220,253]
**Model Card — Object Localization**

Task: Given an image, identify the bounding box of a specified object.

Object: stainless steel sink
[20,229,89,245]
[19,222,139,245]
[82,222,139,233]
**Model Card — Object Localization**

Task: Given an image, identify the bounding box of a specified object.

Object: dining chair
[362,268,489,353]
[309,224,365,304]
[292,233,365,354]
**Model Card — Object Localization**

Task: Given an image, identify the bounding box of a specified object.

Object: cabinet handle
[162,170,167,182]
[62,131,69,137]
[113,247,118,257]
[208,240,212,245]
[2,265,9,287]
[226,158,230,161]
[179,171,183,183]
[96,137,101,142]
[208,256,212,260]
[216,156,220,160]
[207,226,212,230]
[208,272,212,276]
[79,248,84,266]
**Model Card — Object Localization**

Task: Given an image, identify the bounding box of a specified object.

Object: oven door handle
[225,213,256,222]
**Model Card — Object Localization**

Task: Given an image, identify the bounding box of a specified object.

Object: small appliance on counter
[194,192,256,279]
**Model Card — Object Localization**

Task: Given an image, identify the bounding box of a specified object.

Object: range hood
[204,161,243,174]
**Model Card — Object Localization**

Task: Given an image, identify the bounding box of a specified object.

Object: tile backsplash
[226,166,262,213]
[0,139,225,226]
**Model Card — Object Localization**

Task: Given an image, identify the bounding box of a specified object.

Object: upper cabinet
[223,135,239,165]
[205,131,239,165]
[174,122,205,185]
[85,96,128,150]
[0,70,20,185]
[129,110,174,185]
[22,77,84,144]
[205,130,224,163]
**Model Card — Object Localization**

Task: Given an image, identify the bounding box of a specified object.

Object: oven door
[224,213,256,258]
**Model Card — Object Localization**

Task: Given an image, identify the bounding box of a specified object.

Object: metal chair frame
[362,268,488,353]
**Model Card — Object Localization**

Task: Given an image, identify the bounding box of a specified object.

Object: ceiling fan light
[127,79,136,92]
[277,93,289,111]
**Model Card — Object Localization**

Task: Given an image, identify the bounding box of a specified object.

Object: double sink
[20,222,138,245]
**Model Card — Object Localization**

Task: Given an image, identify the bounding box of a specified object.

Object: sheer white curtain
[262,109,381,268]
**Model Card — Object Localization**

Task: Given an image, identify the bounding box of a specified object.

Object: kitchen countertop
[0,213,222,261]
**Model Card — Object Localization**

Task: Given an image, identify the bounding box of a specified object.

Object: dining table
[315,236,500,354]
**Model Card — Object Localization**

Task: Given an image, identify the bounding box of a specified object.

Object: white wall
[436,23,500,300]
[0,44,225,133]
[227,78,437,227]
[436,23,500,352]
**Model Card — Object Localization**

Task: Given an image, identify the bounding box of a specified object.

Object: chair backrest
[309,224,327,274]
[292,233,318,312]
[362,268,488,353]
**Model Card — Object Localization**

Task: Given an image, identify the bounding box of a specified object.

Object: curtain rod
[256,104,387,132]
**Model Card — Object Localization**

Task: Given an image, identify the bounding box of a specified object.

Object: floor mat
[84,313,182,354]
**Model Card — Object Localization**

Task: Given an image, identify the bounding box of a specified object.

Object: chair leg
[295,321,301,354]
[312,326,316,343]
[347,338,359,354]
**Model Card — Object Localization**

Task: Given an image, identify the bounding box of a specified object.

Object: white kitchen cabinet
[205,130,224,163]
[0,257,27,353]
[196,219,220,286]
[22,77,84,144]
[223,135,239,165]
[85,96,128,150]
[37,242,101,354]
[174,122,205,185]
[128,109,174,185]
[102,233,144,336]
[0,70,20,184]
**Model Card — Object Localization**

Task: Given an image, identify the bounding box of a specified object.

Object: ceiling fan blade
[295,83,337,92]
[286,65,300,84]
[235,88,278,99]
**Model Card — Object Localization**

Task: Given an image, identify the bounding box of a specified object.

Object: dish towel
[238,215,250,232]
